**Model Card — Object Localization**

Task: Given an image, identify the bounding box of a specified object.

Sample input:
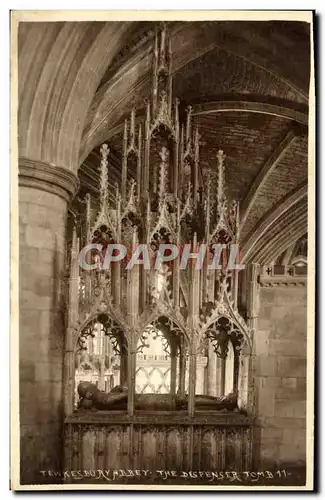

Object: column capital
[19,157,79,202]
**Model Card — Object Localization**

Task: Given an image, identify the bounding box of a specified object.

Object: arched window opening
[136,327,171,394]
[136,317,185,396]
[74,314,127,408]
[204,317,243,399]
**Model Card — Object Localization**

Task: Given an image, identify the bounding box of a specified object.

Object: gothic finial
[217,149,225,166]
[193,231,197,249]
[186,105,192,144]
[132,226,138,251]
[85,193,91,217]
[99,144,109,208]
[205,172,211,238]
[180,124,184,167]
[174,98,180,138]
[130,108,136,145]
[127,178,137,209]
[235,201,240,239]
[194,127,200,161]
[152,35,159,117]
[122,121,128,201]
[115,181,120,203]
[160,25,166,64]
[216,149,226,214]
[138,123,142,150]
[154,31,159,57]
[84,193,91,240]
[146,101,151,136]
[123,118,128,143]
[137,125,142,201]
[72,224,78,251]
[168,36,172,56]
[146,196,151,227]
[158,146,168,203]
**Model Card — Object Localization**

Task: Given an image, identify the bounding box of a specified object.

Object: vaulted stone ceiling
[18,20,310,264]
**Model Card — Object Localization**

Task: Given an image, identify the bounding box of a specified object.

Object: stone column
[241,263,259,413]
[178,346,186,397]
[206,343,216,396]
[170,344,177,396]
[18,158,79,484]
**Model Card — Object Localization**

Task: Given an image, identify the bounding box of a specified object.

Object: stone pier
[19,159,78,484]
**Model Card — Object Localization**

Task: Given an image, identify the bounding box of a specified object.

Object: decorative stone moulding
[259,263,307,287]
[19,157,79,202]
[259,276,307,287]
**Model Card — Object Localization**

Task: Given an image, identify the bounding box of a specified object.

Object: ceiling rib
[192,100,308,125]
[91,98,308,146]
[257,215,307,265]
[246,203,307,264]
[239,128,298,234]
[242,183,307,262]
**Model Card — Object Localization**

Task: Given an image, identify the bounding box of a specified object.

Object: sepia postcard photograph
[10,9,315,491]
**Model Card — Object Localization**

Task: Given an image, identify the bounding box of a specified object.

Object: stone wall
[254,285,307,471]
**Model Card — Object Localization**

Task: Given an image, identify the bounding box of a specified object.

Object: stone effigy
[77,382,238,411]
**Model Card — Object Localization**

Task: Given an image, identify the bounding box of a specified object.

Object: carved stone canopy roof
[18,20,309,265]
[75,21,309,264]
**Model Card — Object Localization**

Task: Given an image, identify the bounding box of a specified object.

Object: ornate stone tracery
[65,25,253,418]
